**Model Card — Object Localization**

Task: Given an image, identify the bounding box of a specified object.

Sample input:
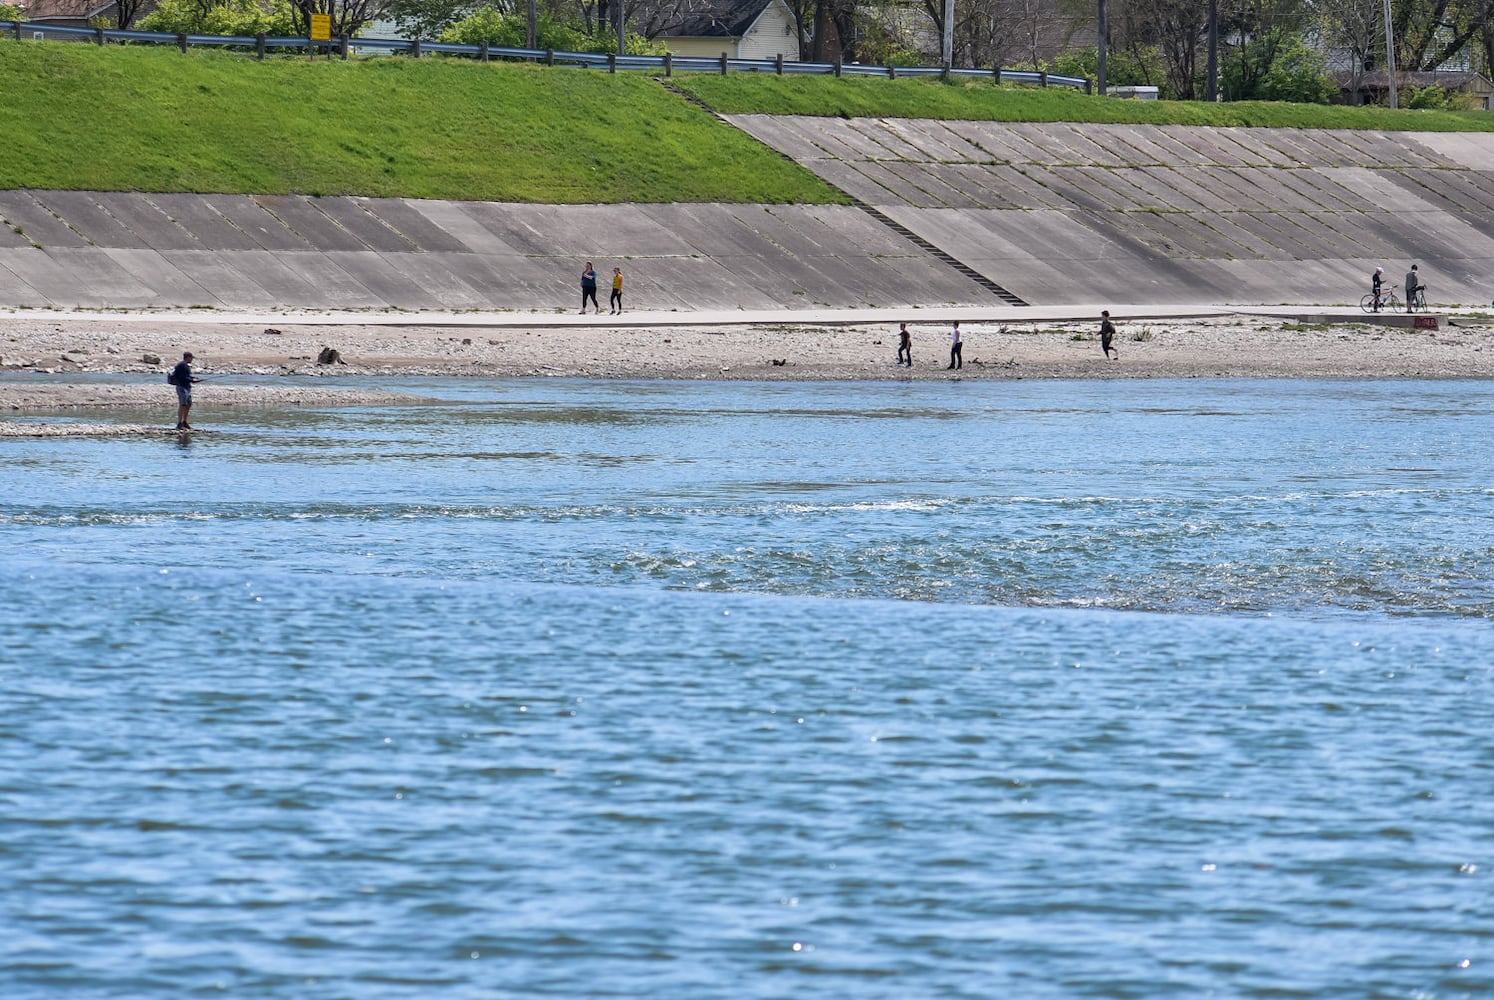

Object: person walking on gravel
[609,267,624,314]
[1100,310,1118,361]
[580,262,600,314]
[897,322,912,367]
[947,322,962,370]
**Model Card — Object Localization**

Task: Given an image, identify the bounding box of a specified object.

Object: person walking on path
[947,322,962,370]
[1405,264,1425,312]
[169,351,200,430]
[609,267,624,314]
[580,262,600,314]
[1371,267,1384,312]
[896,322,912,367]
[1100,310,1119,361]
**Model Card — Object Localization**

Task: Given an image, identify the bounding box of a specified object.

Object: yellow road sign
[309,13,331,40]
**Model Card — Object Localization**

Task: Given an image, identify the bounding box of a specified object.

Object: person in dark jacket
[1100,310,1118,361]
[170,351,200,430]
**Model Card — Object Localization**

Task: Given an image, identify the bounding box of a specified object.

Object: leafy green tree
[1052,42,1165,89]
[138,0,297,35]
[382,0,479,41]
[1252,31,1333,102]
[0,2,22,20]
[439,8,663,52]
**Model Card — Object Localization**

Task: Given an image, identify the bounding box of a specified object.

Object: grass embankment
[5,39,1493,203]
[675,73,1494,131]
[0,40,841,203]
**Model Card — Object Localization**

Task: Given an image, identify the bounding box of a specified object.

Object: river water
[3,376,1492,997]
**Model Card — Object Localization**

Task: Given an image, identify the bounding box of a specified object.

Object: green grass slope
[0,41,841,203]
[4,39,1493,203]
[675,73,1494,131]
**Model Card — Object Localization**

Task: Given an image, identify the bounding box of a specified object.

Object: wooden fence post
[887,64,895,79]
[256,33,266,59]
[339,34,348,59]
[719,52,727,75]
[177,32,186,53]
[775,53,782,75]
[1039,69,1047,87]
[608,52,616,73]
[664,51,671,76]
[834,57,841,77]
[546,48,554,66]
[411,38,421,58]
[993,66,1001,83]
[94,25,104,44]
[480,40,488,62]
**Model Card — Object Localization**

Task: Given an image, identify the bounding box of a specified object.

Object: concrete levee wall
[730,118,1494,308]
[2,121,1492,312]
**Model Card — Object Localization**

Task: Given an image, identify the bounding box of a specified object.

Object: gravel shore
[2,313,1492,424]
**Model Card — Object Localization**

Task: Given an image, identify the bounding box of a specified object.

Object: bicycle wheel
[1360,293,1376,313]
[1384,293,1403,314]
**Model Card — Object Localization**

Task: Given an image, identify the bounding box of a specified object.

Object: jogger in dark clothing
[897,323,912,366]
[1100,310,1118,361]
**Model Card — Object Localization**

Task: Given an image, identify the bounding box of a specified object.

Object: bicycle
[1406,286,1427,312]
[1360,288,1402,313]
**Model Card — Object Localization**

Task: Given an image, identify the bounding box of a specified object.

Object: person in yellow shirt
[609,267,624,315]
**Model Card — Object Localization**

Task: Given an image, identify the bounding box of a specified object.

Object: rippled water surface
[3,377,1492,997]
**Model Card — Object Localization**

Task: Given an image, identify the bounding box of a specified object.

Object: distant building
[657,0,799,62]
[14,0,146,30]
[1333,69,1494,110]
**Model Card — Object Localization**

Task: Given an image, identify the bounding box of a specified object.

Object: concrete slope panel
[313,198,419,253]
[102,248,225,308]
[256,196,370,252]
[362,200,470,252]
[220,250,342,308]
[318,252,445,310]
[30,247,158,307]
[0,190,89,248]
[203,195,311,252]
[408,201,519,255]
[0,249,55,306]
[148,194,262,251]
[372,252,491,310]
[270,251,384,308]
[159,251,281,309]
[32,191,151,249]
[1405,131,1494,168]
[97,194,205,251]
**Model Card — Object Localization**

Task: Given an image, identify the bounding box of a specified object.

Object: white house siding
[737,0,795,61]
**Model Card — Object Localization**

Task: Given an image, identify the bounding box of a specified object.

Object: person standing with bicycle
[1405,264,1425,313]
[1371,266,1385,312]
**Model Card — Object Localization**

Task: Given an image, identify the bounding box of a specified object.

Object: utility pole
[942,0,953,70]
[1382,0,1397,108]
[1206,0,1218,100]
[527,0,535,49]
[1097,0,1107,96]
[617,0,625,55]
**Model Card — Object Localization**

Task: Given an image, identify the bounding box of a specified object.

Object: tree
[286,0,388,38]
[1117,0,1207,98]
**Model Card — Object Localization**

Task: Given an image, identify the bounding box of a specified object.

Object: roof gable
[665,0,776,38]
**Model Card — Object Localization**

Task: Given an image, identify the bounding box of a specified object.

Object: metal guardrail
[0,19,1090,91]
